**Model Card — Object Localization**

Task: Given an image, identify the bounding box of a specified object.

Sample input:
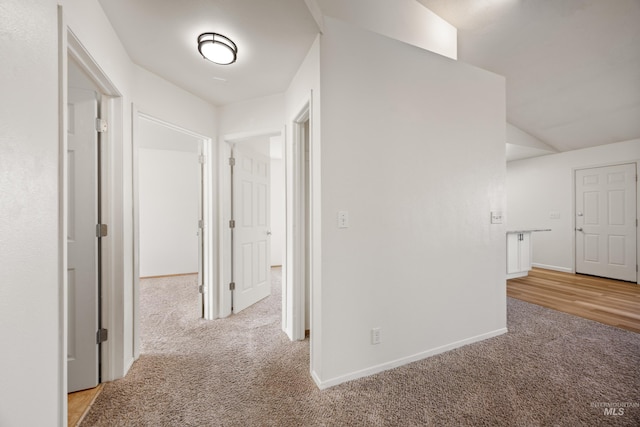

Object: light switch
[337,210,349,228]
[491,211,503,224]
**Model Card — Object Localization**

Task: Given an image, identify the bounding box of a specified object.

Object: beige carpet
[81,269,640,426]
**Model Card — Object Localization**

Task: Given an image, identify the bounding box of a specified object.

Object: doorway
[65,26,124,391]
[67,56,103,393]
[132,112,216,352]
[221,132,283,315]
[575,163,637,282]
[285,101,312,341]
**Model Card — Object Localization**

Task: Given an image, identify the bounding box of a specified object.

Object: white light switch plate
[338,210,349,228]
[491,211,503,224]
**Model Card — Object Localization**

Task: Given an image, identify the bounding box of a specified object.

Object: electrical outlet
[371,327,381,345]
[549,211,560,220]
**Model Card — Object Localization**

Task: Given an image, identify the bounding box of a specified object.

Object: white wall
[134,65,218,138]
[316,0,457,60]
[139,148,199,277]
[0,1,60,425]
[316,17,506,387]
[507,138,640,274]
[219,93,284,136]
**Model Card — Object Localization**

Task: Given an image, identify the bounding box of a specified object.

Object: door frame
[287,102,311,341]
[132,110,217,337]
[60,21,124,406]
[572,160,639,284]
[219,129,282,317]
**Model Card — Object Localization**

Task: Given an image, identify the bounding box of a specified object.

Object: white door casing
[67,87,99,392]
[197,141,205,317]
[575,163,637,282]
[232,145,271,313]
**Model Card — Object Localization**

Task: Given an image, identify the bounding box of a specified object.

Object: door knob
[266,230,272,236]
[576,227,583,232]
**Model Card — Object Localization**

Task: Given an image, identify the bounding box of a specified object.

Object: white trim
[313,328,508,390]
[532,263,573,273]
[57,8,68,425]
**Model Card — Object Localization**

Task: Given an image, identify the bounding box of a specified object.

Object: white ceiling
[98,0,319,106]
[418,0,640,153]
[98,0,640,155]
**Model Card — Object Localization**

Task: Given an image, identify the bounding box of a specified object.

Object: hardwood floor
[507,268,640,333]
[68,384,103,427]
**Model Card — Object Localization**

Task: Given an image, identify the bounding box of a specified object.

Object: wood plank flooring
[507,268,640,333]
[68,384,103,427]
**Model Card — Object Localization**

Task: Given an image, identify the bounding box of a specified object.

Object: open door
[231,144,271,313]
[67,84,100,392]
[575,163,637,282]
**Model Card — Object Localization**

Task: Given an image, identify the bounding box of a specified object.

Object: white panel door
[67,87,99,392]
[233,145,271,313]
[575,163,637,282]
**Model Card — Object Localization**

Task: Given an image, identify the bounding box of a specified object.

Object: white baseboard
[532,263,573,273]
[314,327,508,390]
[311,370,323,389]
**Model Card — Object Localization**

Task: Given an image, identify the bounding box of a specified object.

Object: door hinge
[229,282,236,291]
[198,284,204,293]
[229,157,236,166]
[95,118,108,133]
[199,155,206,164]
[229,219,235,228]
[96,223,108,238]
[198,219,205,229]
[97,328,108,344]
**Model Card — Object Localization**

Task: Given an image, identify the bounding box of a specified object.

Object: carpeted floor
[81,269,640,426]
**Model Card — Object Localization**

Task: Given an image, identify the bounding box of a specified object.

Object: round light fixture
[198,33,237,65]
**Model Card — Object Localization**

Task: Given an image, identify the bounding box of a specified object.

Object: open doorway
[221,132,284,315]
[64,28,123,408]
[132,113,216,355]
[66,55,103,393]
[285,101,312,342]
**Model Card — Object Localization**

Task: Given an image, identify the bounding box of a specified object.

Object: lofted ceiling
[98,0,640,156]
[419,0,640,153]
[98,0,319,106]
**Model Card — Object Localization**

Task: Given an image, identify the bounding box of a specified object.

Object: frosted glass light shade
[198,33,237,65]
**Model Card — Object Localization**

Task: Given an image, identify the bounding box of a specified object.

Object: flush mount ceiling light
[197,32,237,65]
